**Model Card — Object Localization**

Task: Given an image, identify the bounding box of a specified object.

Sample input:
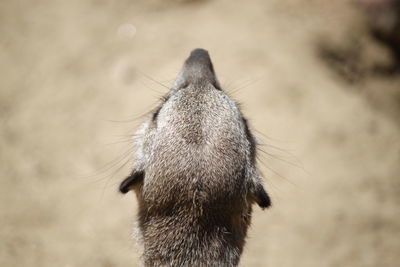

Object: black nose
[174,48,220,89]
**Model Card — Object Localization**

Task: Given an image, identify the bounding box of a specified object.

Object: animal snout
[174,48,220,89]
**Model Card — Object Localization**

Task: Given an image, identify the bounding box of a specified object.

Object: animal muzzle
[173,48,221,89]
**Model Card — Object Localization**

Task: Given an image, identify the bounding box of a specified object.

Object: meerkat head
[119,49,220,194]
[119,49,228,195]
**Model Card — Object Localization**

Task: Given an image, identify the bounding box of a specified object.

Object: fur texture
[120,48,270,266]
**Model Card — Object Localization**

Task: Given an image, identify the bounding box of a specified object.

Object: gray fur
[120,48,270,267]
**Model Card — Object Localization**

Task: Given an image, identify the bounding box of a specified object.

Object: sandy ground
[1,0,399,266]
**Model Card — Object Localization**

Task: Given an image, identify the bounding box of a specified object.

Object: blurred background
[1,0,399,266]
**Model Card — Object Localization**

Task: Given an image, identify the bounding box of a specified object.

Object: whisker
[254,128,293,143]
[227,78,260,96]
[81,146,135,181]
[137,69,171,90]
[257,147,307,172]
[257,155,298,187]
[99,152,134,199]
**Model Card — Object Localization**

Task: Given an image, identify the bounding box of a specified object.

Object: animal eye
[180,81,189,89]
[213,81,221,90]
[152,106,162,122]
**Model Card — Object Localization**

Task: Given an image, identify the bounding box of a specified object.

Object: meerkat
[120,48,271,266]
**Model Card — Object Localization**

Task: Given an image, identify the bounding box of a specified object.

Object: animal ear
[119,170,144,194]
[253,185,271,209]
